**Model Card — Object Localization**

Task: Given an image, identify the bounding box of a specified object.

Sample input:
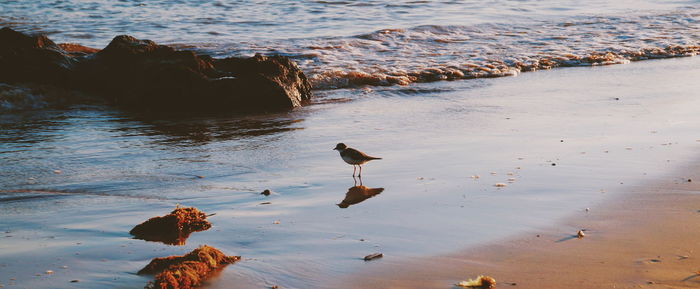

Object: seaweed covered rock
[0,27,312,112]
[140,245,240,289]
[130,206,212,245]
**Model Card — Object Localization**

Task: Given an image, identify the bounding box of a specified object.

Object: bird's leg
[358,165,362,177]
[352,165,356,177]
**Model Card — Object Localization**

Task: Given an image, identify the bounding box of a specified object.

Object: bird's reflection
[337,177,384,208]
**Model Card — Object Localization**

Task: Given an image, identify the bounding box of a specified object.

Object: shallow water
[2,56,700,288]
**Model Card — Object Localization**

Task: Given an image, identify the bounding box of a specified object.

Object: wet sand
[3,56,700,289]
[345,165,700,289]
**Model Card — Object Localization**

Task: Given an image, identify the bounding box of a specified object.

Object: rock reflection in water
[113,112,305,147]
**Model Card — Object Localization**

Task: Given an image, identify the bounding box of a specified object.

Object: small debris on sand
[364,253,383,261]
[273,220,280,224]
[551,163,556,166]
[688,178,692,183]
[494,183,507,187]
[45,270,54,274]
[260,202,272,205]
[53,170,62,174]
[470,175,480,179]
[261,189,272,196]
[577,230,585,239]
[129,206,212,245]
[140,245,240,289]
[456,275,496,288]
[70,280,79,283]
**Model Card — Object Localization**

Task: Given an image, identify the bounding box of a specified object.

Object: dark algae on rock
[0,27,312,112]
[129,206,212,245]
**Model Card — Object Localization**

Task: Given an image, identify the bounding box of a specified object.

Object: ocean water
[2,0,699,91]
[1,1,700,289]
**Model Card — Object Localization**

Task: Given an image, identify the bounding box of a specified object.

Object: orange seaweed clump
[130,206,212,245]
[456,275,496,289]
[140,245,240,289]
[57,43,100,55]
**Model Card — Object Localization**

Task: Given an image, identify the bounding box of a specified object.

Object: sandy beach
[344,163,700,288]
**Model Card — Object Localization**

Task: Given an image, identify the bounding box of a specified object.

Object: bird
[333,143,381,177]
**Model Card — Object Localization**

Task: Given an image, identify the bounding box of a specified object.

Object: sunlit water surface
[2,0,699,90]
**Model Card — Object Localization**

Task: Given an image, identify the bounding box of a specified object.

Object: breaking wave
[210,9,700,89]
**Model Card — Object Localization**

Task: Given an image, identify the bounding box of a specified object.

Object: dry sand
[345,166,700,289]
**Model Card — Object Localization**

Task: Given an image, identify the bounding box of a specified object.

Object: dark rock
[0,27,312,111]
[0,27,76,86]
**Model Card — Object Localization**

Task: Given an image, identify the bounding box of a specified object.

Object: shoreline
[342,163,700,288]
[3,52,700,289]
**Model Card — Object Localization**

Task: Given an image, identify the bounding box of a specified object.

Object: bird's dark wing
[344,148,381,160]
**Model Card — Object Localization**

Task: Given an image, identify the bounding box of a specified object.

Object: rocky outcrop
[0,27,312,111]
[0,27,76,86]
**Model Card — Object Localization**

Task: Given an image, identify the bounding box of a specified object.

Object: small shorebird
[333,143,381,177]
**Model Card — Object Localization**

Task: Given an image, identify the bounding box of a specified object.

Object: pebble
[45,270,54,274]
[70,280,80,283]
[261,189,271,196]
[53,170,62,174]
[577,230,585,239]
[494,183,507,187]
[363,253,383,261]
[273,220,280,224]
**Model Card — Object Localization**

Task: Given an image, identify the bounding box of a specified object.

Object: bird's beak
[332,148,337,150]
